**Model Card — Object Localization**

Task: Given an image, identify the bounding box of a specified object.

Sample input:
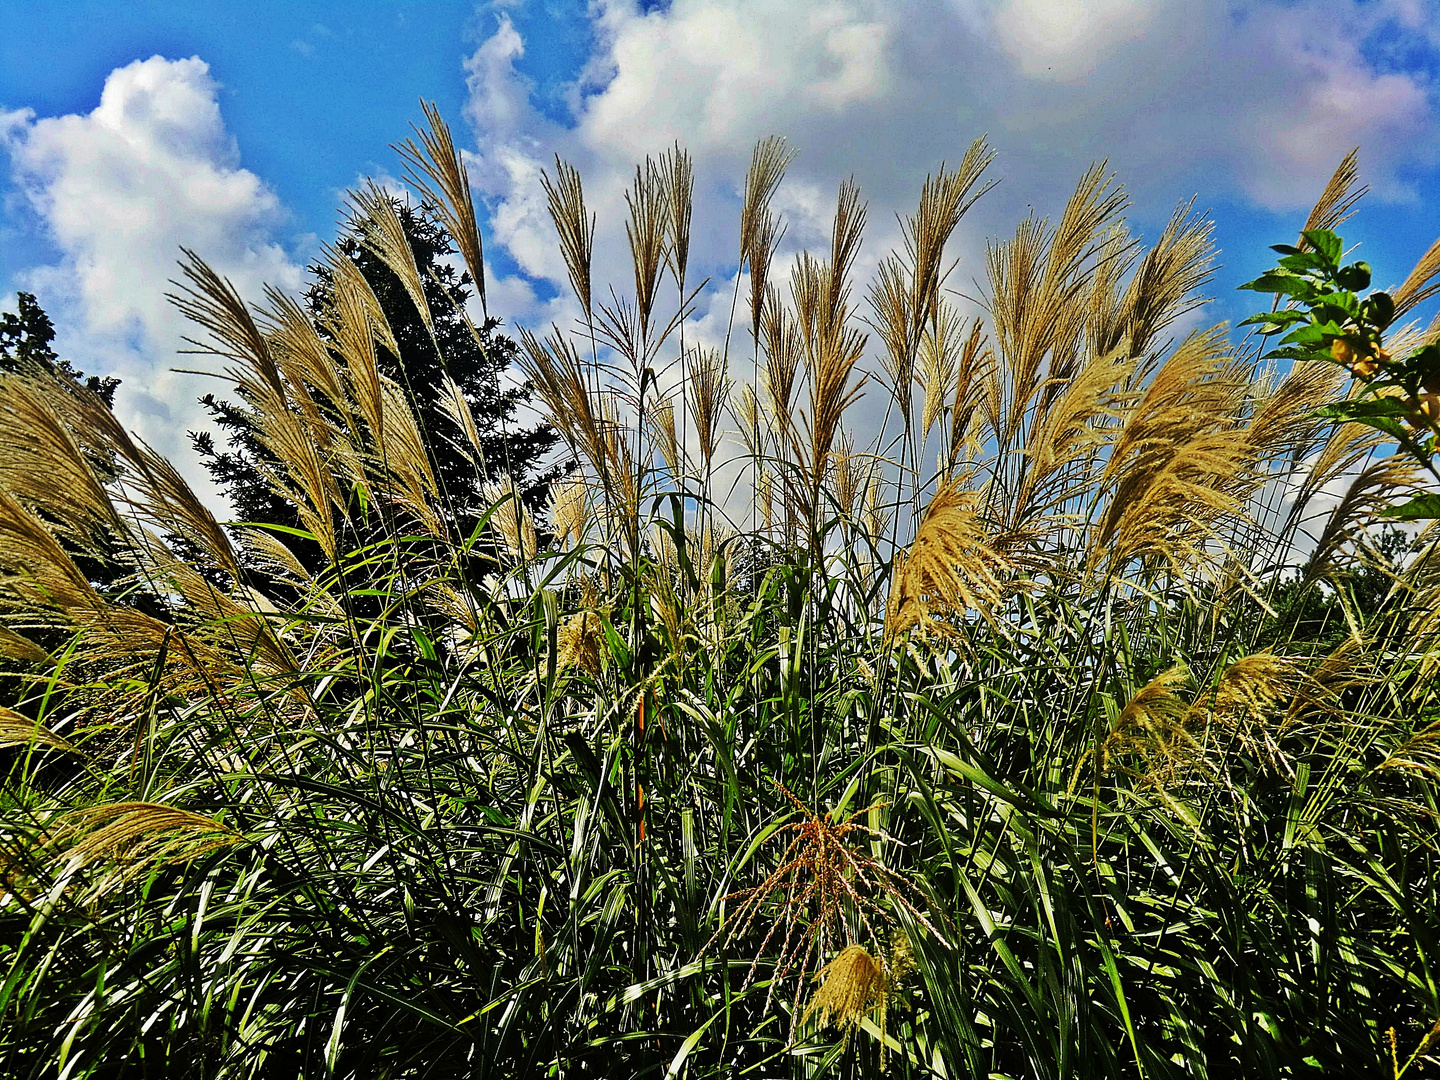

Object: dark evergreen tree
[0,292,119,405]
[190,201,559,569]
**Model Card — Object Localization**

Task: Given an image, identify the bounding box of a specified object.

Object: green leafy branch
[1241,228,1440,519]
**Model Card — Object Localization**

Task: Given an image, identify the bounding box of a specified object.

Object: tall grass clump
[2,109,1439,1079]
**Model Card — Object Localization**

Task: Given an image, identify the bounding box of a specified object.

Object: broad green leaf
[1380,493,1440,520]
[1300,228,1342,264]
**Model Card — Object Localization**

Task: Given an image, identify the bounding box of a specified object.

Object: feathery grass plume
[542,157,594,320]
[1231,360,1348,562]
[1086,224,1140,357]
[517,327,605,476]
[1006,346,1136,545]
[704,784,945,1032]
[903,142,996,343]
[262,287,350,418]
[1093,328,1256,578]
[1393,235,1440,318]
[803,322,867,521]
[374,378,443,536]
[660,143,693,287]
[1383,311,1440,361]
[1273,633,1369,730]
[438,370,484,465]
[325,255,388,453]
[987,165,1127,452]
[760,285,801,427]
[1247,360,1347,461]
[0,485,104,614]
[519,324,627,545]
[236,527,311,584]
[0,707,77,754]
[886,478,1008,642]
[556,610,604,677]
[945,318,991,475]
[395,100,487,316]
[831,436,860,519]
[48,802,243,897]
[254,407,344,562]
[824,178,866,332]
[0,376,121,546]
[1037,163,1128,361]
[1303,453,1418,585]
[625,157,669,345]
[1300,148,1366,239]
[1099,430,1253,581]
[863,472,890,548]
[1192,654,1310,773]
[648,567,685,655]
[350,182,433,334]
[122,439,247,578]
[1285,421,1386,539]
[547,472,588,549]
[0,624,52,666]
[1101,665,1201,783]
[747,208,783,343]
[325,244,400,364]
[791,252,823,365]
[1118,199,1215,357]
[789,180,868,522]
[649,395,682,479]
[140,540,297,675]
[869,254,914,418]
[985,213,1046,446]
[688,347,730,473]
[71,606,236,708]
[868,143,997,429]
[169,248,284,400]
[758,467,775,528]
[482,476,537,561]
[802,945,891,1055]
[740,136,796,273]
[597,393,642,543]
[917,299,963,439]
[731,383,761,458]
[1375,718,1440,779]
[595,286,690,387]
[327,243,401,358]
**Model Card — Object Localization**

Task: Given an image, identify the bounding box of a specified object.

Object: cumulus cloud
[455,0,1439,517]
[3,55,302,504]
[466,0,1440,317]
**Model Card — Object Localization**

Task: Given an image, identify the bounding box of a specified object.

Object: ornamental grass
[1,108,1439,1077]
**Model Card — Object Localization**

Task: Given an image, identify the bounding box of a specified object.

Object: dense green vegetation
[1,114,1438,1079]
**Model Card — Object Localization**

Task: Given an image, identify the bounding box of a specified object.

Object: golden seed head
[556,611,605,677]
[803,944,889,1034]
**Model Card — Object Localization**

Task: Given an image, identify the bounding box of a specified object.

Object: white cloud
[992,0,1162,81]
[467,0,1439,285]
[459,0,1440,518]
[3,55,301,507]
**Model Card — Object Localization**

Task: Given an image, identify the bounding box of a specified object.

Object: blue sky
[2,0,1439,503]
